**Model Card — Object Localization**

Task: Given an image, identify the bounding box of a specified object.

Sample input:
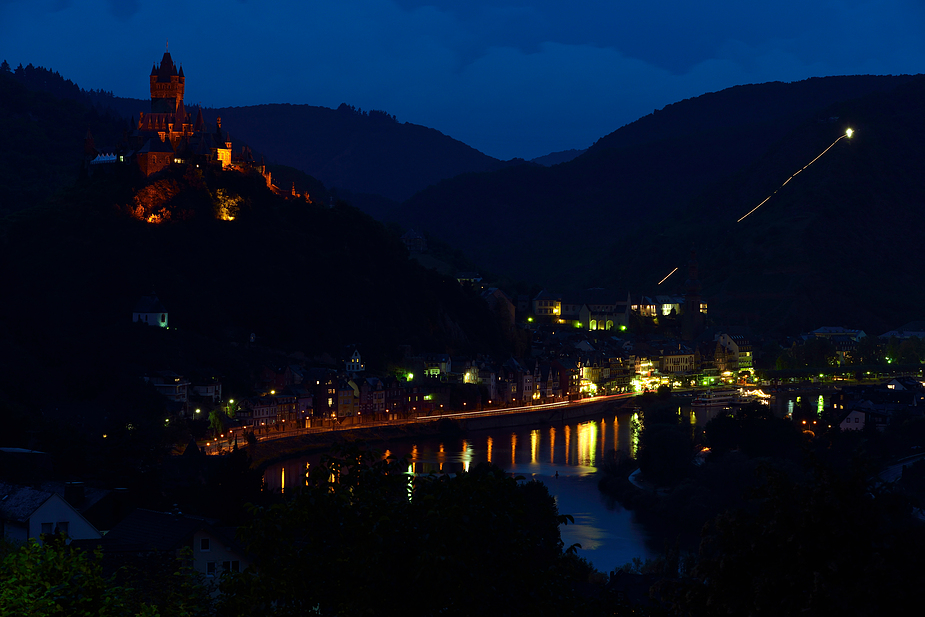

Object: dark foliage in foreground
[660,463,925,616]
[219,445,595,616]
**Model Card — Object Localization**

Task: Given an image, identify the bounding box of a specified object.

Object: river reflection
[263,399,802,571]
[266,409,660,571]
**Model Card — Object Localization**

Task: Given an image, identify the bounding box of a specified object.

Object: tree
[219,444,587,616]
[208,409,225,436]
[0,538,214,616]
[852,335,882,365]
[635,401,693,486]
[665,464,925,616]
[0,539,139,616]
[703,404,802,459]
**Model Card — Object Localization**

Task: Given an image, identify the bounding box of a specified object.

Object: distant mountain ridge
[389,75,921,289]
[530,149,586,166]
[203,103,521,203]
[603,75,925,335]
[0,62,527,215]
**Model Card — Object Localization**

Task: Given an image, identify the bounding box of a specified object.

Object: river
[263,391,822,573]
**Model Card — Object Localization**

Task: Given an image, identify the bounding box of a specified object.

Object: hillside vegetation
[390,75,920,288]
[605,76,925,335]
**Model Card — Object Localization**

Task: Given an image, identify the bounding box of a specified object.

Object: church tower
[682,248,705,341]
[149,48,185,114]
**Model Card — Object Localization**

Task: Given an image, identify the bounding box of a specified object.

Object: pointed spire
[84,128,96,156]
[173,100,186,131]
[194,106,204,131]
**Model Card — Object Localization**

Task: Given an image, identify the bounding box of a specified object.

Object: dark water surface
[266,409,658,571]
[264,393,817,572]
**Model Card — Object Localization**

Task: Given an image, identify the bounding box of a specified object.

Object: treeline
[774,335,925,371]
[600,393,925,614]
[2,60,117,106]
[336,102,397,123]
[0,66,128,213]
[0,162,517,481]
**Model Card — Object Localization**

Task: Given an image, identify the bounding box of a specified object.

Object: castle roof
[133,294,167,313]
[155,51,178,81]
[173,100,186,131]
[138,136,175,154]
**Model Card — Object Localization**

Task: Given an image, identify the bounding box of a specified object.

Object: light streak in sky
[737,128,854,223]
[655,128,853,287]
[657,267,678,286]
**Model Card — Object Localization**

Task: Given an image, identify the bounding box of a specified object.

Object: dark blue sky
[2,0,923,160]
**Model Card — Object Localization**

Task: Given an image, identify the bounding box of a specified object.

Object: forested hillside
[602,76,925,335]
[391,75,920,289]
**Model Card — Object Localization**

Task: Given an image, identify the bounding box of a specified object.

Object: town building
[1,481,102,545]
[133,294,168,327]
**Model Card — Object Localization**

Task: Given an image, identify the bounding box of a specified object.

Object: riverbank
[243,421,453,470]
[240,395,636,470]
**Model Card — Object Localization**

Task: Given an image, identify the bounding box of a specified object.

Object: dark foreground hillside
[391,75,920,291]
[0,164,514,474]
[606,75,925,335]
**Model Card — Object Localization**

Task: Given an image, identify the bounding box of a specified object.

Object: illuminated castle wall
[134,49,231,177]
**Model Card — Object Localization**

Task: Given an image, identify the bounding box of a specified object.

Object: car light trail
[737,128,854,223]
[658,267,679,286]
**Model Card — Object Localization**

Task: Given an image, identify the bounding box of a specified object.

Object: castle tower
[149,50,185,114]
[682,248,705,341]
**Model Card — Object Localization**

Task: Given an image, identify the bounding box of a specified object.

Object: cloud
[1,0,923,159]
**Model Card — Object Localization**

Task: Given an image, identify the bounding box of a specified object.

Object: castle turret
[149,50,185,114]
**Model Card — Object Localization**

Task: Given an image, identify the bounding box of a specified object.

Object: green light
[527,317,533,322]
[407,373,414,381]
[620,325,627,331]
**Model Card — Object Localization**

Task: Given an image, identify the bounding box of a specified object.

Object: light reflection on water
[263,400,804,572]
[266,409,660,570]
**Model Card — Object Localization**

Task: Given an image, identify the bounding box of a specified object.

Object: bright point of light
[737,130,851,223]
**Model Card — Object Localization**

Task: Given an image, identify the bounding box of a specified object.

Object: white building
[0,482,101,544]
[133,294,168,328]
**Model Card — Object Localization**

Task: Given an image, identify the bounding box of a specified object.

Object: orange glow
[549,427,556,464]
[564,425,571,466]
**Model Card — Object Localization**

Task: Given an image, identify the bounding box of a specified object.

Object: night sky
[2,0,923,160]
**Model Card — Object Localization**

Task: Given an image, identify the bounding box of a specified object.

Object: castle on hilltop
[132,48,232,176]
[86,47,279,185]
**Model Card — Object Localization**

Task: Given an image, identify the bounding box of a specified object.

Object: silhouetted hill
[0,163,517,461]
[210,103,516,203]
[598,76,925,335]
[0,165,509,370]
[390,75,921,291]
[530,149,586,166]
[0,68,127,213]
